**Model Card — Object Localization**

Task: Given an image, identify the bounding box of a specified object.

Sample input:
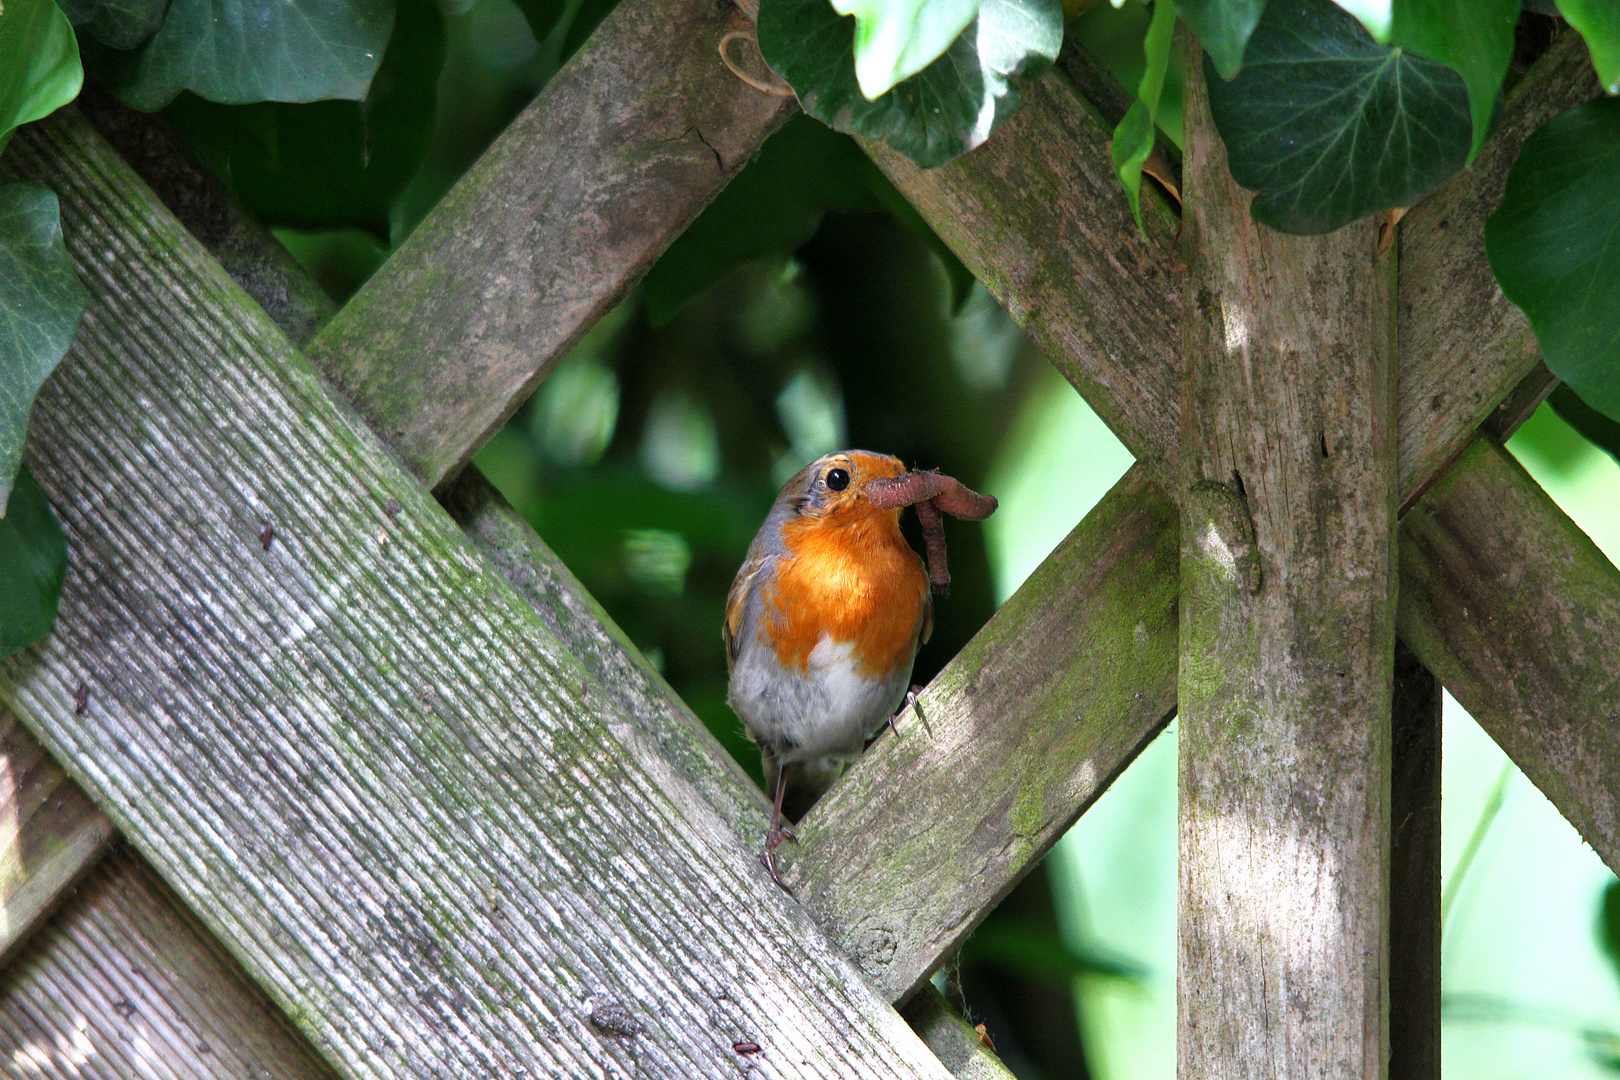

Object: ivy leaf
[510,0,569,43]
[57,0,166,49]
[1205,0,1471,234]
[1486,99,1620,424]
[1111,0,1176,233]
[1175,0,1266,79]
[1388,0,1516,165]
[1558,0,1620,95]
[102,0,394,111]
[0,465,67,659]
[829,0,982,101]
[0,0,83,157]
[0,182,88,514]
[759,0,1063,168]
[158,0,443,242]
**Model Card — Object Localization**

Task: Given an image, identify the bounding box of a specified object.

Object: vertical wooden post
[1176,46,1398,1080]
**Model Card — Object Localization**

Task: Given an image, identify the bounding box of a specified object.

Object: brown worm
[865,469,998,519]
[867,470,997,597]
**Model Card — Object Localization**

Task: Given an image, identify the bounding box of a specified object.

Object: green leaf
[1111,0,1175,234]
[758,0,1063,168]
[1486,99,1620,424]
[828,0,982,100]
[0,0,82,156]
[0,182,87,514]
[1175,0,1266,79]
[1558,0,1620,95]
[1388,0,1515,164]
[1206,0,1471,234]
[156,0,441,243]
[1549,385,1620,470]
[104,0,394,111]
[57,0,166,49]
[0,465,67,659]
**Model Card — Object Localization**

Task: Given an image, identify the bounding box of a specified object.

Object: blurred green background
[142,0,1620,1074]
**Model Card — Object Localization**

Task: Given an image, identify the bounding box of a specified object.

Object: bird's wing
[723,551,772,670]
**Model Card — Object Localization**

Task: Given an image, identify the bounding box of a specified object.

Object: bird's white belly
[729,633,911,765]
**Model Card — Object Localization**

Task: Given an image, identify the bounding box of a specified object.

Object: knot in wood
[586,993,643,1037]
[855,924,898,967]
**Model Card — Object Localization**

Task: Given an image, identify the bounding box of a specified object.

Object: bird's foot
[887,685,924,735]
[760,824,797,891]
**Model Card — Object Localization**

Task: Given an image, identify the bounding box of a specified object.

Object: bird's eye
[825,467,851,492]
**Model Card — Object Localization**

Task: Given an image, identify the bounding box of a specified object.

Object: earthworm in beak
[867,470,998,596]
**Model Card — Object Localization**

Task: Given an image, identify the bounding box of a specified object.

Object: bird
[724,450,933,887]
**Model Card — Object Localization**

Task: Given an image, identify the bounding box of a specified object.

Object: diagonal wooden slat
[306,0,796,488]
[0,846,339,1080]
[0,113,955,1080]
[0,707,113,966]
[1398,438,1620,872]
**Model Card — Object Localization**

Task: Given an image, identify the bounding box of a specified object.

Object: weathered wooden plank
[1398,438,1620,874]
[781,463,1178,1003]
[1,110,952,1080]
[0,707,114,967]
[1389,642,1441,1080]
[1176,49,1396,1078]
[0,847,339,1080]
[307,0,797,488]
[1396,28,1600,506]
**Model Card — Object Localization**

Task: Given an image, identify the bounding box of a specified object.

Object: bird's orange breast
[764,508,929,678]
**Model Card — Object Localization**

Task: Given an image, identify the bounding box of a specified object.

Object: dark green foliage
[1487,99,1620,425]
[0,0,83,156]
[0,182,88,513]
[757,0,1062,167]
[1175,0,1265,79]
[0,466,67,659]
[1205,0,1472,234]
[87,0,394,110]
[57,0,166,50]
[157,0,444,242]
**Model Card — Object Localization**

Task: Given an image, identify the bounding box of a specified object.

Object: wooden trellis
[0,0,1616,1076]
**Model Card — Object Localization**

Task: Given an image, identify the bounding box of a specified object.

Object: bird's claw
[761,824,797,891]
[887,685,923,735]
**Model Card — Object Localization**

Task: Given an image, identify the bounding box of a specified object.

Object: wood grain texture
[1389,643,1441,1080]
[780,463,1179,1004]
[307,0,797,488]
[1176,51,1397,1079]
[74,86,336,348]
[862,74,1182,480]
[0,847,339,1080]
[1398,439,1620,874]
[1,112,953,1080]
[1395,28,1601,504]
[0,707,114,968]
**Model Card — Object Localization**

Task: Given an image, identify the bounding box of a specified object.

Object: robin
[724,450,934,887]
